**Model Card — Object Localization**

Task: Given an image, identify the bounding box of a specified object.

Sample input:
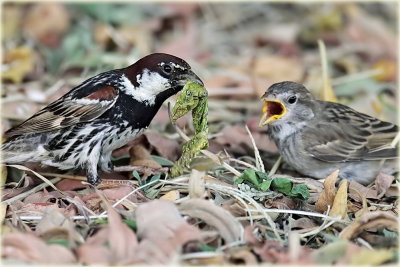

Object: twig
[99,179,159,217]
[16,214,109,221]
[245,125,264,172]
[244,208,349,223]
[7,165,62,193]
[269,156,282,176]
[318,39,337,102]
[2,177,62,204]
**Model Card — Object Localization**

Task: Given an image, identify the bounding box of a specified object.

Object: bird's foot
[87,173,101,186]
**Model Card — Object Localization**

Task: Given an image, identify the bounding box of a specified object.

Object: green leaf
[46,239,69,247]
[234,177,244,185]
[241,169,260,187]
[94,218,108,224]
[291,184,310,200]
[132,170,141,180]
[123,219,137,231]
[259,179,272,191]
[256,171,268,180]
[152,155,174,167]
[199,243,216,252]
[271,178,293,195]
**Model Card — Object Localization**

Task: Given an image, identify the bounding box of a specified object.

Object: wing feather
[5,84,118,137]
[305,102,398,162]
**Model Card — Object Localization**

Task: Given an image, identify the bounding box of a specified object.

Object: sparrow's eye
[162,64,173,74]
[287,95,297,104]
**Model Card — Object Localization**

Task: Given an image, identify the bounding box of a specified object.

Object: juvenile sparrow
[259,81,398,185]
[2,53,203,185]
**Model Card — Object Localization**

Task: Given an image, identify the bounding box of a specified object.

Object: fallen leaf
[351,249,394,265]
[145,131,180,160]
[312,240,348,264]
[291,217,318,230]
[339,211,398,240]
[35,208,71,234]
[188,169,205,198]
[2,47,34,84]
[76,204,138,264]
[329,180,348,219]
[315,170,339,213]
[374,172,395,198]
[129,144,162,169]
[135,200,201,264]
[179,198,243,244]
[253,55,303,84]
[2,232,76,263]
[23,3,70,47]
[348,180,378,202]
[160,190,180,201]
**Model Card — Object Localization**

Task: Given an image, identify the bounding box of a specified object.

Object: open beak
[175,70,204,88]
[259,99,286,126]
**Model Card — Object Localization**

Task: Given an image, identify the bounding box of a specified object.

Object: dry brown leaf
[179,198,243,244]
[35,208,71,234]
[315,170,339,213]
[2,232,76,264]
[135,200,201,264]
[76,204,138,264]
[129,144,162,169]
[2,47,34,84]
[228,248,258,264]
[188,169,206,198]
[329,180,348,219]
[253,240,314,264]
[339,211,398,240]
[23,3,70,47]
[254,55,303,84]
[292,217,318,230]
[348,180,378,202]
[160,190,180,201]
[145,131,180,160]
[374,172,395,198]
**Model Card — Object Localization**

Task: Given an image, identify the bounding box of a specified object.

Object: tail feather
[1,134,47,164]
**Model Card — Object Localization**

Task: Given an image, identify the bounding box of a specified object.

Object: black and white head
[121,53,203,106]
[259,81,316,127]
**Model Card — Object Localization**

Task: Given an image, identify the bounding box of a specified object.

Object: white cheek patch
[120,70,170,106]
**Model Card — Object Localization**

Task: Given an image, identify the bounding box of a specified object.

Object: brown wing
[305,102,398,162]
[6,85,118,137]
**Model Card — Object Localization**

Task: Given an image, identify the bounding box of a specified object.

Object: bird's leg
[86,141,103,185]
[99,152,114,172]
[86,170,101,186]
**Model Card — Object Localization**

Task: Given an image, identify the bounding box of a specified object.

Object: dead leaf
[179,198,243,244]
[145,131,180,160]
[23,3,70,47]
[315,170,339,213]
[188,169,205,198]
[254,55,303,84]
[2,47,34,84]
[35,208,71,234]
[129,144,162,169]
[329,180,348,219]
[339,211,398,240]
[292,217,318,230]
[76,204,138,264]
[2,232,76,263]
[160,190,180,201]
[349,248,394,265]
[374,172,395,198]
[228,248,258,264]
[134,200,201,264]
[253,240,314,264]
[348,180,378,202]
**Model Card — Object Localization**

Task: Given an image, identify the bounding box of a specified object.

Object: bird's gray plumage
[262,81,398,185]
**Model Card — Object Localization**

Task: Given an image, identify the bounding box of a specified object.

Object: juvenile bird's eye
[162,64,173,74]
[287,95,297,104]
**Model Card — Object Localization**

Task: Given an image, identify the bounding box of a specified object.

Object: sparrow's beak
[259,98,287,126]
[174,70,204,88]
